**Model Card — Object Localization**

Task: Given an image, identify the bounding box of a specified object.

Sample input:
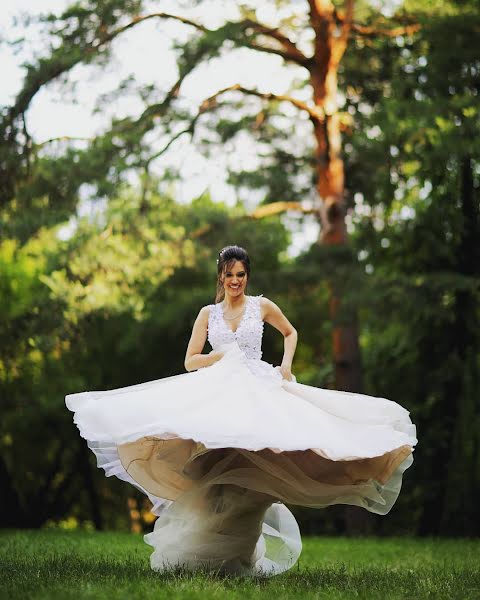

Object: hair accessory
[217,248,227,264]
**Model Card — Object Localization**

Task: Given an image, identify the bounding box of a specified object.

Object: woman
[66,245,417,576]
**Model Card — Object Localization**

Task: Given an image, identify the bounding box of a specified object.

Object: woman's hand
[209,349,224,364]
[279,363,293,381]
[261,297,297,379]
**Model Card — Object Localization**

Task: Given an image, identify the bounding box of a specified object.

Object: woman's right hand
[209,350,225,365]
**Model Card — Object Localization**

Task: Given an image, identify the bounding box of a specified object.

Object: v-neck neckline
[220,296,249,335]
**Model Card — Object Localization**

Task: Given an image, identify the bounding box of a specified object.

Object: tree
[0,0,423,396]
[2,0,479,535]
[0,186,290,529]
[342,0,480,535]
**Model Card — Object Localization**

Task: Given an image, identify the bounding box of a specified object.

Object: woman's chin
[226,288,244,296]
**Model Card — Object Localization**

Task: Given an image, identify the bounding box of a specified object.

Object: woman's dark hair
[215,245,250,303]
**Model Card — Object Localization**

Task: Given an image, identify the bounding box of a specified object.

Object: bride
[66,244,417,576]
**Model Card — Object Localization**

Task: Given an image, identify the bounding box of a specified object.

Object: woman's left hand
[279,364,293,381]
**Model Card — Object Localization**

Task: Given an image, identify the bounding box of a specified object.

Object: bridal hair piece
[215,245,250,303]
[216,248,227,265]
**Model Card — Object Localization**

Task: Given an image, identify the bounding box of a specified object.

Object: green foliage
[0,0,147,205]
[0,239,44,320]
[341,0,480,535]
[1,0,479,537]
[0,183,290,528]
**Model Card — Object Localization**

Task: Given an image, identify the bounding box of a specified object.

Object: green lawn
[1,530,479,599]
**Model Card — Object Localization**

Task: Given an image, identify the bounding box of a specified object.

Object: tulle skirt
[65,342,417,576]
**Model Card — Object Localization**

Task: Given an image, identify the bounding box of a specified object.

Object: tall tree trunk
[308,0,369,533]
[439,156,480,535]
[308,0,363,395]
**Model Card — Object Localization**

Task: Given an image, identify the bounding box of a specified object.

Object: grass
[1,529,479,599]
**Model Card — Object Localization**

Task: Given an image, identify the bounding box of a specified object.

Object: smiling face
[221,260,248,299]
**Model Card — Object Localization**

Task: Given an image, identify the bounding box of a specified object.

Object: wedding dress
[66,294,417,576]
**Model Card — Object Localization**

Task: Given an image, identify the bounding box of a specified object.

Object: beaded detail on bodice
[208,295,264,360]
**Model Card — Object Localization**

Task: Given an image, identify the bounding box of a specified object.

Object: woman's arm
[184,306,224,372]
[261,297,298,381]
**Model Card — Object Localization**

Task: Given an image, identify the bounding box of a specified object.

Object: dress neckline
[220,295,250,335]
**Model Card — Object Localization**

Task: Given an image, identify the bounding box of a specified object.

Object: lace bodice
[208,295,264,360]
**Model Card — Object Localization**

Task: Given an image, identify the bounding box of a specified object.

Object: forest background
[1,0,479,538]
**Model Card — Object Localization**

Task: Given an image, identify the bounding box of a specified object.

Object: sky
[0,0,401,253]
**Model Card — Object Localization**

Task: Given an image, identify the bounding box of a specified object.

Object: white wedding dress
[66,295,417,576]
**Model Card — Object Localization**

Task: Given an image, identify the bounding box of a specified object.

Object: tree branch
[351,22,421,37]
[333,0,354,64]
[5,11,311,139]
[145,84,320,167]
[36,136,93,147]
[93,11,208,47]
[136,75,184,123]
[307,0,329,23]
[118,14,310,65]
[238,19,310,66]
[198,84,324,123]
[189,202,318,239]
[251,201,318,218]
[144,83,324,167]
[4,14,206,131]
[242,19,304,56]
[333,8,421,38]
[104,13,310,70]
[241,40,311,66]
[145,126,195,165]
[33,74,184,159]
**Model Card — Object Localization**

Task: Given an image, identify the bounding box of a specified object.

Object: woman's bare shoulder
[197,304,214,320]
[260,296,281,318]
[260,296,279,308]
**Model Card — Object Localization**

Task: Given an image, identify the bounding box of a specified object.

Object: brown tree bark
[307,0,370,533]
[307,0,363,395]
